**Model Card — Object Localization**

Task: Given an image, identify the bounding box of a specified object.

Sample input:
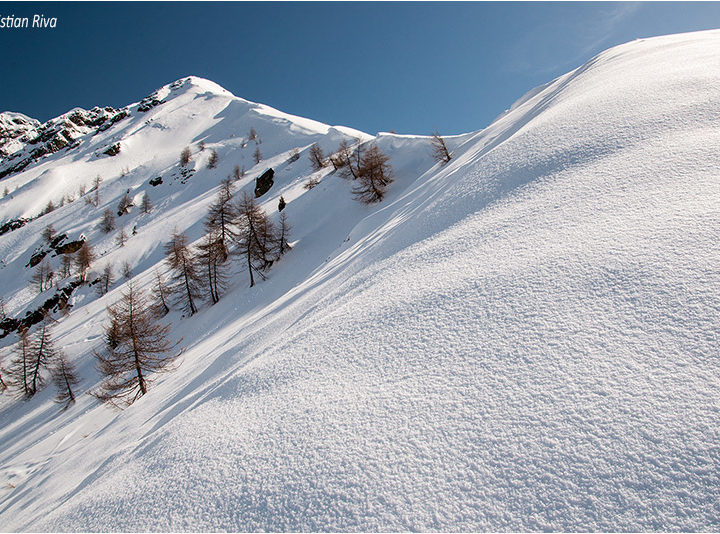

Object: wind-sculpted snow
[1,31,720,531]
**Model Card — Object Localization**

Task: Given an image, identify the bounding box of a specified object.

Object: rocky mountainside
[0,30,719,531]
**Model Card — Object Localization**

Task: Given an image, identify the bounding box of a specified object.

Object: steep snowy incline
[1,30,720,531]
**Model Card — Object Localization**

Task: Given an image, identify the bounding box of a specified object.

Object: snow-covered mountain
[0,29,719,531]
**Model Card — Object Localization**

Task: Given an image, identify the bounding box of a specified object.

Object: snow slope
[1,30,719,531]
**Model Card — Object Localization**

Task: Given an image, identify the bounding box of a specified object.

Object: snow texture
[0,30,719,531]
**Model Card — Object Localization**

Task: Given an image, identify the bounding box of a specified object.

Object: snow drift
[0,30,719,531]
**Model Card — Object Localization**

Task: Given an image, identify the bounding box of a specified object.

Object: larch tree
[92,175,102,207]
[141,192,153,214]
[121,261,133,280]
[353,144,393,203]
[117,193,133,216]
[309,143,327,171]
[31,259,53,294]
[100,208,116,233]
[7,328,32,398]
[93,282,182,407]
[60,253,74,279]
[234,193,277,287]
[75,241,96,282]
[116,227,128,247]
[208,149,219,169]
[206,177,238,258]
[26,318,57,397]
[42,224,57,245]
[164,231,201,316]
[430,131,453,164]
[98,264,114,295]
[51,352,79,410]
[335,139,362,179]
[180,146,192,167]
[196,227,229,305]
[253,146,262,165]
[151,270,171,317]
[277,211,291,256]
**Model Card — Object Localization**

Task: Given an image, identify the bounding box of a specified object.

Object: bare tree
[100,208,116,233]
[309,143,326,171]
[10,318,57,398]
[42,224,57,245]
[121,261,133,280]
[198,140,205,151]
[353,144,393,203]
[93,282,182,407]
[206,177,237,257]
[98,264,114,295]
[196,228,229,305]
[42,200,55,215]
[3,186,8,198]
[30,320,54,396]
[278,195,286,212]
[151,270,171,317]
[141,192,153,214]
[430,131,453,164]
[180,146,192,167]
[208,149,219,169]
[75,241,95,282]
[92,175,102,207]
[116,227,128,248]
[31,259,53,293]
[117,193,133,216]
[233,165,243,181]
[234,193,277,287]
[164,231,201,316]
[51,352,79,410]
[248,127,258,142]
[277,211,291,256]
[253,146,262,165]
[60,253,74,279]
[6,328,32,398]
[335,139,363,179]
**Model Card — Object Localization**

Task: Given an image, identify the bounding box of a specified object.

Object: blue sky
[1,2,720,135]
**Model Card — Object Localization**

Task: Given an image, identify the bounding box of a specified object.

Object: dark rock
[137,93,165,113]
[28,250,47,268]
[254,168,274,198]
[0,280,82,339]
[54,238,85,255]
[50,233,68,249]
[103,142,121,156]
[0,217,28,236]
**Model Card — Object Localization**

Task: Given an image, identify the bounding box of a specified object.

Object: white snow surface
[1,30,719,531]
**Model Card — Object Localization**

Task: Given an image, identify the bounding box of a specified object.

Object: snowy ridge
[0,30,719,531]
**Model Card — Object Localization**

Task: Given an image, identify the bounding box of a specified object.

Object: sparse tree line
[0,127,455,411]
[304,131,452,203]
[1,318,79,410]
[2,170,292,409]
[306,139,394,203]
